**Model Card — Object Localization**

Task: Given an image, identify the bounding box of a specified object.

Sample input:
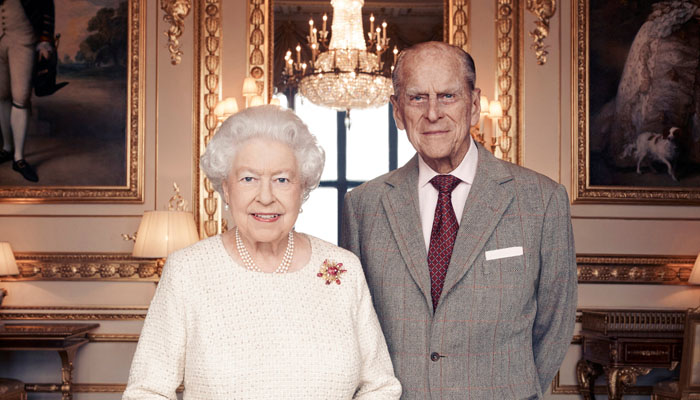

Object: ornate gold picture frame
[0,0,144,203]
[572,0,700,205]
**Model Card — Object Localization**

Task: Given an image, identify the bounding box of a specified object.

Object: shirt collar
[418,137,478,189]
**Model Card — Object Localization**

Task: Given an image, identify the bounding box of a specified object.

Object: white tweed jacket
[123,234,401,400]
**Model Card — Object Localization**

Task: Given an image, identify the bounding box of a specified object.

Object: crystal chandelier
[282,0,397,111]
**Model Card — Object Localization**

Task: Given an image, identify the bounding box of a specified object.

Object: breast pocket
[483,246,525,273]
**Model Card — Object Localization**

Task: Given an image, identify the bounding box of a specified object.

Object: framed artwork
[573,0,700,204]
[0,0,144,203]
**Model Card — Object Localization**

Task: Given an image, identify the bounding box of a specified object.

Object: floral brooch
[317,259,347,285]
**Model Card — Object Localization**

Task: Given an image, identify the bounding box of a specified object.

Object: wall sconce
[125,184,199,270]
[487,99,503,152]
[214,97,239,124]
[472,95,503,152]
[242,77,259,108]
[249,95,265,107]
[0,242,19,307]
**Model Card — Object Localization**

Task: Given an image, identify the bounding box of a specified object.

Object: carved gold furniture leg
[58,346,80,400]
[605,366,652,400]
[576,359,602,400]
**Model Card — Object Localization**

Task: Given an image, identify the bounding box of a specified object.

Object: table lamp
[0,242,19,307]
[131,184,199,269]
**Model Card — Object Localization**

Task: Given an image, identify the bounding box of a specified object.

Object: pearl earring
[224,203,229,211]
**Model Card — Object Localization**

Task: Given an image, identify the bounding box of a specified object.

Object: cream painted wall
[1,0,699,399]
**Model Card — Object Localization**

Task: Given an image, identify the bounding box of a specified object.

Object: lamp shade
[249,95,265,107]
[132,211,199,258]
[242,77,258,97]
[480,96,489,116]
[0,242,19,276]
[689,252,700,285]
[214,97,239,118]
[488,100,503,119]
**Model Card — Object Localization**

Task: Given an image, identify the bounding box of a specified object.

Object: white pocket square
[485,246,523,261]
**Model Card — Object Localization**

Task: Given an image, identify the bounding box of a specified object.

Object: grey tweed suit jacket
[340,144,577,400]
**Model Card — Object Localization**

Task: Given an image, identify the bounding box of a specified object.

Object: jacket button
[430,352,441,362]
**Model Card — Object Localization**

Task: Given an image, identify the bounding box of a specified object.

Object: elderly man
[341,41,577,399]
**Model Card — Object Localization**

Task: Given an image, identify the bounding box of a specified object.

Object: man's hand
[36,42,54,61]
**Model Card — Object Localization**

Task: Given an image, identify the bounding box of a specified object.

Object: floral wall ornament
[526,0,556,65]
[161,0,192,65]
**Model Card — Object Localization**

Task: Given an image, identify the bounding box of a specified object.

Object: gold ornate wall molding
[1,253,160,281]
[247,0,272,100]
[525,0,555,65]
[576,254,696,285]
[447,0,469,51]
[194,0,222,238]
[494,0,522,164]
[88,333,139,342]
[0,305,147,321]
[2,253,692,284]
[0,312,146,320]
[26,383,184,394]
[161,0,192,65]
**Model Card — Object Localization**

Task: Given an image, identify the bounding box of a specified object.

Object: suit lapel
[381,156,433,308]
[441,144,515,298]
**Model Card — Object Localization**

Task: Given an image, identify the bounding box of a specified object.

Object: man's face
[390,49,480,173]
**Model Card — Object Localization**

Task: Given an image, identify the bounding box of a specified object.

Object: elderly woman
[122,105,401,399]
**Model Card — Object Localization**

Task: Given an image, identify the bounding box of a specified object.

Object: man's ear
[469,88,481,127]
[390,95,406,131]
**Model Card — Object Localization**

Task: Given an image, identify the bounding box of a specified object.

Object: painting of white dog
[622,127,679,181]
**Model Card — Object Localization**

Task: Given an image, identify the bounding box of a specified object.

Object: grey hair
[200,105,325,203]
[392,41,476,96]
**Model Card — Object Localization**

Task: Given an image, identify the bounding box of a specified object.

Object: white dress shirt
[417,138,478,252]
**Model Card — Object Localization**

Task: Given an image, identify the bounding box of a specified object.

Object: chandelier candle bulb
[382,21,387,42]
[290,0,395,110]
[309,19,314,37]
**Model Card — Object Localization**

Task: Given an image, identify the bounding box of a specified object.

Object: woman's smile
[251,213,281,222]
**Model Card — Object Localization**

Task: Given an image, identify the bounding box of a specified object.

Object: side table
[576,309,685,400]
[0,323,99,400]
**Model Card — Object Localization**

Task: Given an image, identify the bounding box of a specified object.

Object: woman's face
[223,138,303,246]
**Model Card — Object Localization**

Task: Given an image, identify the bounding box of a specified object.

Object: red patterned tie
[427,174,461,311]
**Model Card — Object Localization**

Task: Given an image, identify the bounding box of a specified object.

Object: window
[291,94,415,244]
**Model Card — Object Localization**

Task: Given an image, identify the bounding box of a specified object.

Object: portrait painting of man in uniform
[0,0,143,202]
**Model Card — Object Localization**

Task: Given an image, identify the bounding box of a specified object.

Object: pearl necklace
[235,226,294,273]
